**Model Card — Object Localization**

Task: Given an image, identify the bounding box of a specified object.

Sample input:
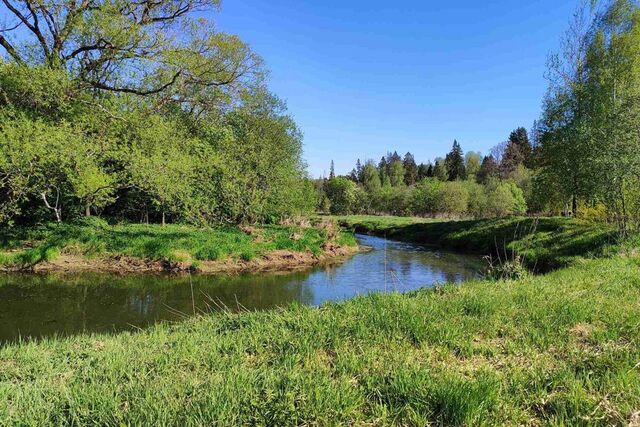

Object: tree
[362,160,381,193]
[378,156,388,183]
[325,177,356,215]
[464,151,482,178]
[0,0,261,113]
[433,158,448,181]
[436,181,469,217]
[329,160,335,179]
[485,180,527,217]
[403,152,418,185]
[355,159,363,183]
[417,163,431,181]
[445,140,466,180]
[388,160,405,187]
[500,127,531,178]
[476,155,499,185]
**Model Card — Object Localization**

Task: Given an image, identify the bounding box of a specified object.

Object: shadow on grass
[340,217,619,271]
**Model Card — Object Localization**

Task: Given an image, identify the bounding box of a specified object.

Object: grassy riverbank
[0,219,357,273]
[336,215,623,269]
[1,255,639,425]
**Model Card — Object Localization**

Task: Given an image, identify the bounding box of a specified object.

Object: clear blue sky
[215,0,578,177]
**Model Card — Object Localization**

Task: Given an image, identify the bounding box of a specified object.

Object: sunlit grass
[334,215,620,269]
[1,256,639,425]
[0,218,356,268]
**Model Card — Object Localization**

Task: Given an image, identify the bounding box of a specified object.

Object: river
[0,234,483,344]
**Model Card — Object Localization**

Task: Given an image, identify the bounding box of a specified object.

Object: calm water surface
[0,235,482,343]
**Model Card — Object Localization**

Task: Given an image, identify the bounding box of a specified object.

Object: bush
[326,177,357,215]
[485,180,527,217]
[435,181,469,217]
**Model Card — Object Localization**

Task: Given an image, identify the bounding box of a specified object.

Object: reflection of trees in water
[0,245,481,343]
[0,270,319,342]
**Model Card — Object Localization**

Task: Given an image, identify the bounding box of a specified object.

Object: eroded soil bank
[12,243,362,275]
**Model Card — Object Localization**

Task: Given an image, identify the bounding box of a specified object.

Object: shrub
[436,181,469,217]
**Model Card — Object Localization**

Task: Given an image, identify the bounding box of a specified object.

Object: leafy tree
[0,0,261,112]
[464,151,482,178]
[436,181,469,217]
[362,160,381,193]
[325,177,356,215]
[388,160,405,187]
[433,158,448,181]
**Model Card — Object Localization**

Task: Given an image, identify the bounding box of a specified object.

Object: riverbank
[2,254,639,425]
[0,219,358,274]
[334,215,623,270]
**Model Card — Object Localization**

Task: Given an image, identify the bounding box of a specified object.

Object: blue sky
[217,1,578,177]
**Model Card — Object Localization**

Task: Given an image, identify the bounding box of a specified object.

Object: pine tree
[417,163,430,181]
[355,159,363,183]
[403,152,418,185]
[378,156,388,183]
[329,160,335,179]
[427,163,434,177]
[501,127,532,177]
[445,140,466,181]
[477,155,499,184]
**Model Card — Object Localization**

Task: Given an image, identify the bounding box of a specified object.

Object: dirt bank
[6,243,363,275]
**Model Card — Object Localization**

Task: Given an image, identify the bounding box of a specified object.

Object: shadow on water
[0,234,483,344]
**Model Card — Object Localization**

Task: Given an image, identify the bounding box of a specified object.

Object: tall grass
[335,215,620,270]
[1,256,639,425]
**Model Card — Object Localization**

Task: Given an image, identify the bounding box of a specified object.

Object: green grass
[334,215,620,270]
[1,256,639,425]
[0,218,357,268]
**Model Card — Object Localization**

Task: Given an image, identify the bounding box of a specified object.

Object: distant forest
[318,0,640,235]
[317,129,531,220]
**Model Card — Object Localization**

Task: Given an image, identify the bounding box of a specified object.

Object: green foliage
[336,215,619,270]
[325,177,357,215]
[0,0,312,227]
[537,0,640,231]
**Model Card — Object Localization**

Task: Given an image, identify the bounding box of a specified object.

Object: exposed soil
[5,244,363,275]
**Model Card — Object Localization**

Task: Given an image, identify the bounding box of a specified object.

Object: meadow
[1,254,639,425]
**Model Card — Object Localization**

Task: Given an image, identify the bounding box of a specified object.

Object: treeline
[320,0,640,233]
[317,131,531,218]
[535,0,640,234]
[0,1,314,226]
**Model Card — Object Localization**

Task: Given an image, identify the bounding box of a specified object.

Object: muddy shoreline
[1,244,364,276]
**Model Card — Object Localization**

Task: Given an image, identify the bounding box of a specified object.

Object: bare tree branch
[0,34,23,63]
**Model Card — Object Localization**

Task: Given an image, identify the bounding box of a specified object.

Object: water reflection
[0,234,482,343]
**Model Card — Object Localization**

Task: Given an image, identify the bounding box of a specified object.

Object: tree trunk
[572,195,578,217]
[41,191,62,223]
[162,211,166,226]
[85,203,91,217]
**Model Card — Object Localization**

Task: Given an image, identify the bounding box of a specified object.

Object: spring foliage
[0,2,313,226]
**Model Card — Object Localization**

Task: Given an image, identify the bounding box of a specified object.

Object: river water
[0,234,483,344]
